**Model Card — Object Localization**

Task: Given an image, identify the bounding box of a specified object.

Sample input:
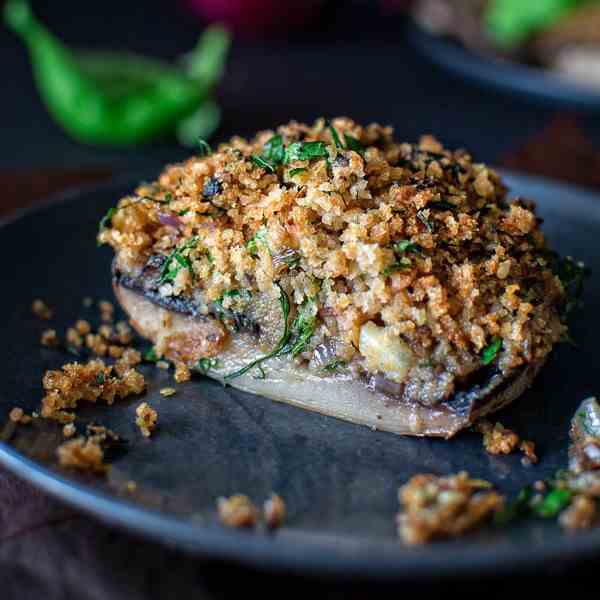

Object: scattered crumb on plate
[263,493,286,529]
[56,436,107,473]
[32,299,53,320]
[9,407,32,425]
[41,359,146,423]
[217,494,259,528]
[62,422,76,438]
[135,402,157,437]
[174,363,191,383]
[41,329,59,347]
[396,471,504,545]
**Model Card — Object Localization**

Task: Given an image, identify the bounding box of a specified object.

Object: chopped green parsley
[481,337,502,365]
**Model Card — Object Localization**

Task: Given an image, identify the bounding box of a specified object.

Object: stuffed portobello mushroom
[99,118,581,437]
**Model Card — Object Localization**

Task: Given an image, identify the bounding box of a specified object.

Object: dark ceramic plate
[0,171,599,580]
[408,23,600,112]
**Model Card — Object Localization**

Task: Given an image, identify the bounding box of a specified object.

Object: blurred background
[2,0,600,185]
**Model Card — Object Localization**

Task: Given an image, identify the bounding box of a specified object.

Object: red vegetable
[184,0,323,35]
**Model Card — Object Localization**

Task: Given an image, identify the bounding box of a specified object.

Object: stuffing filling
[100,118,568,407]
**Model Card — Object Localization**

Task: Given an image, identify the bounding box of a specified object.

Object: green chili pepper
[4,0,230,146]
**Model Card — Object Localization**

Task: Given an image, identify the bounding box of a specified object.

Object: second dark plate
[408,22,600,112]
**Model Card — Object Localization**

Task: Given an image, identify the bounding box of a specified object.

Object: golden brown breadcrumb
[174,362,191,383]
[9,407,32,425]
[559,495,597,530]
[98,300,114,323]
[263,493,286,529]
[217,494,259,528]
[135,402,157,437]
[41,329,59,347]
[32,299,53,320]
[520,440,538,464]
[41,359,146,423]
[100,117,564,404]
[159,387,177,397]
[74,320,92,335]
[56,436,107,473]
[396,471,504,545]
[62,423,76,438]
[85,333,108,357]
[477,420,520,455]
[66,327,83,349]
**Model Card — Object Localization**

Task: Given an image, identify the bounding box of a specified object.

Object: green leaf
[416,210,433,233]
[494,487,533,526]
[552,255,590,317]
[253,365,267,380]
[99,207,117,232]
[429,200,457,211]
[224,283,291,380]
[246,226,269,257]
[284,141,328,164]
[250,154,276,173]
[343,134,365,156]
[383,257,412,276]
[214,289,252,318]
[197,138,212,157]
[533,488,572,518]
[195,357,220,375]
[284,296,318,357]
[327,120,343,149]
[289,167,307,177]
[262,134,285,164]
[159,235,200,285]
[143,347,159,363]
[393,240,423,255]
[481,337,502,365]
[323,359,346,372]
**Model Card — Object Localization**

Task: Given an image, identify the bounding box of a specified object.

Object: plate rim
[2,170,600,580]
[407,20,600,112]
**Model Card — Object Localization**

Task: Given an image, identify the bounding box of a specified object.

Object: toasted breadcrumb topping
[397,471,504,544]
[100,118,564,400]
[41,359,146,423]
[217,494,259,528]
[135,402,157,437]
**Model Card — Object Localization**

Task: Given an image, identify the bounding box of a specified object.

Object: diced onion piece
[359,321,414,383]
